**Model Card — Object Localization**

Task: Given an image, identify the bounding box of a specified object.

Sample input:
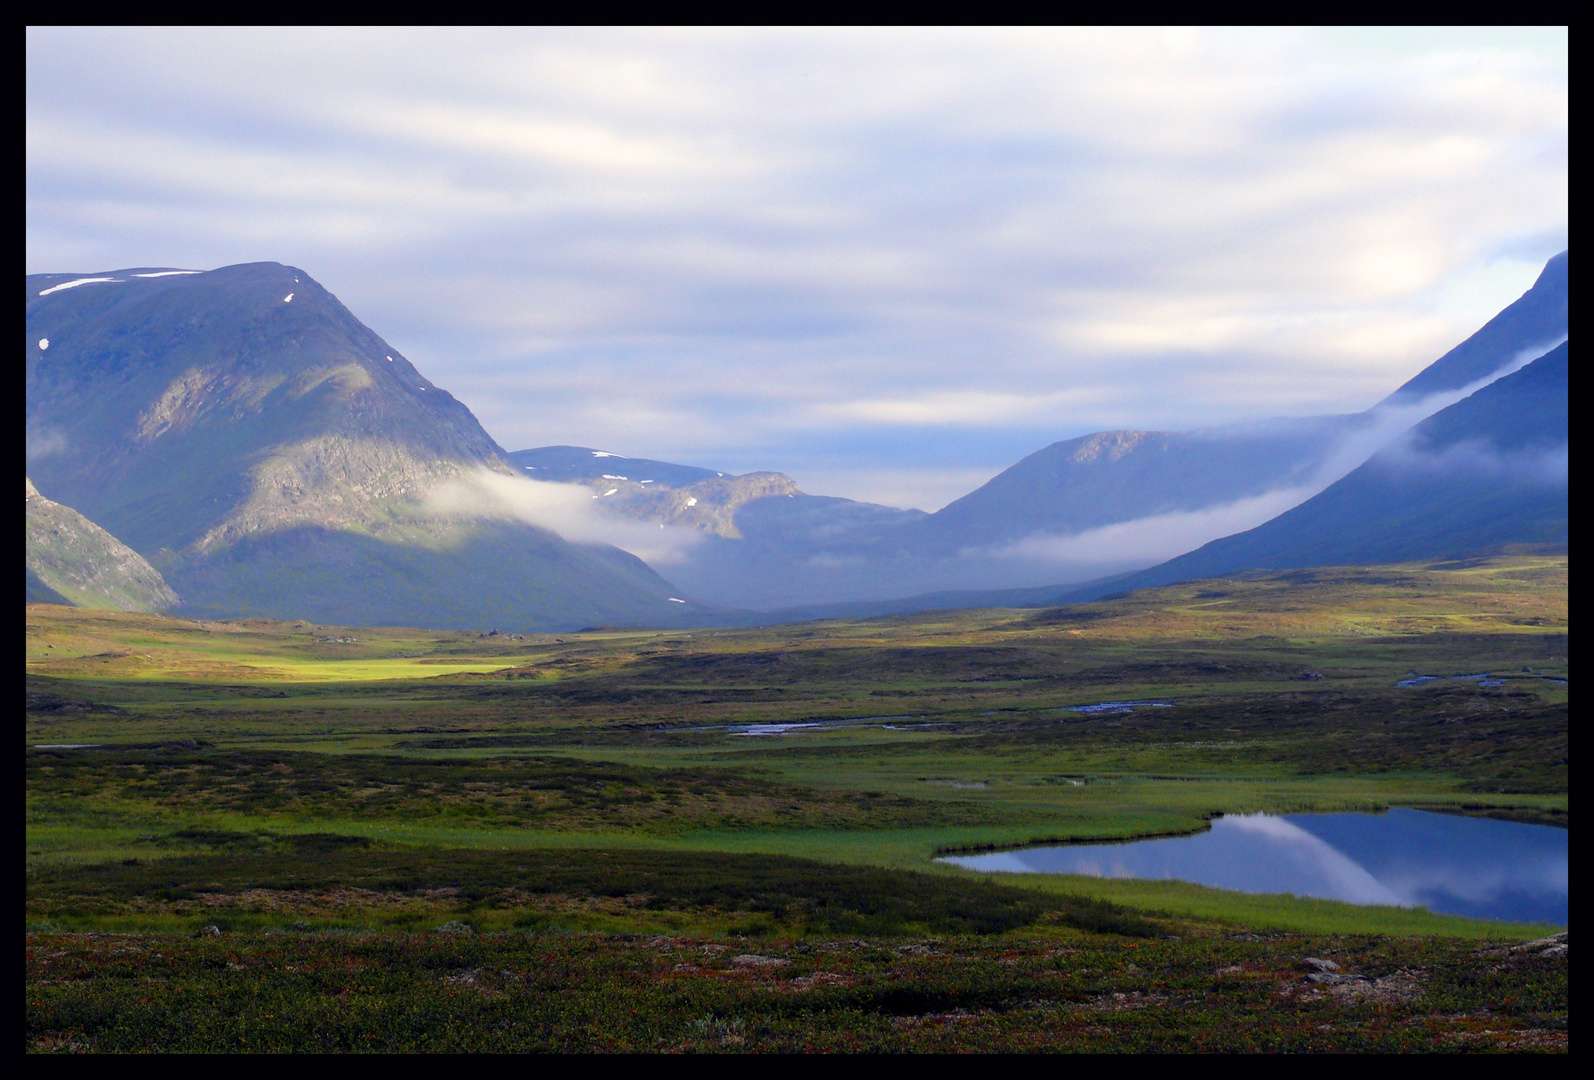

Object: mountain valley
[25,252,1568,628]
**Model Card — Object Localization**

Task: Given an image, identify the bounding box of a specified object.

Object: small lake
[940,809,1567,925]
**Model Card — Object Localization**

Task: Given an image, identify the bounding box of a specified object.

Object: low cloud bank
[1379,439,1568,485]
[426,468,704,565]
[981,486,1314,566]
[1303,335,1567,494]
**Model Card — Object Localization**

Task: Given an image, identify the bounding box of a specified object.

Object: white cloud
[25,28,1566,503]
[818,388,1111,428]
[424,468,704,564]
[1315,333,1565,468]
[982,486,1314,566]
[1379,438,1568,485]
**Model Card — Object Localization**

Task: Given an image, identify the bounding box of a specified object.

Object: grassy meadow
[26,555,1568,1051]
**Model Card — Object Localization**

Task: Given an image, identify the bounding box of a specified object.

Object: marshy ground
[25,555,1568,1051]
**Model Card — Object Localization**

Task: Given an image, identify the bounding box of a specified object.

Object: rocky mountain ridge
[26,476,178,612]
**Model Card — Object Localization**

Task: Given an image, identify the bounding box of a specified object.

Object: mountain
[507,446,803,537]
[26,476,179,611]
[912,252,1568,560]
[910,417,1364,556]
[504,425,1365,609]
[510,445,728,489]
[507,251,1570,613]
[507,444,935,608]
[25,264,703,631]
[504,423,1366,610]
[33,249,1561,629]
[1111,342,1568,590]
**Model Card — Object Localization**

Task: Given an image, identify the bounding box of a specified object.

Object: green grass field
[25,555,1568,1051]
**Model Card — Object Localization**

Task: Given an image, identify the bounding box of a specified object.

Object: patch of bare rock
[1290,956,1424,1003]
[731,953,790,969]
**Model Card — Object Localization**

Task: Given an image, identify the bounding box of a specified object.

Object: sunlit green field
[25,555,1568,1051]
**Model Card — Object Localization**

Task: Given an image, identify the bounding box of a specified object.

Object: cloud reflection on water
[941,809,1567,925]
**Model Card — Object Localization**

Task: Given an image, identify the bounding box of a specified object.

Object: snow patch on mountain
[38,277,119,296]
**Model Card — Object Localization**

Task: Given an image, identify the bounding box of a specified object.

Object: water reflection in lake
[940,809,1567,925]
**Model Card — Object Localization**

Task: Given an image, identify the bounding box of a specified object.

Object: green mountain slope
[26,476,179,611]
[25,264,700,631]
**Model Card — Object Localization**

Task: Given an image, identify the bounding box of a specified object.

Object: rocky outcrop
[584,471,802,538]
[25,477,178,611]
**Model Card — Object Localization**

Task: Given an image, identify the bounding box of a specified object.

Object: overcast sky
[26,27,1567,510]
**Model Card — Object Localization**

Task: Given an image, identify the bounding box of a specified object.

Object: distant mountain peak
[1065,430,1155,463]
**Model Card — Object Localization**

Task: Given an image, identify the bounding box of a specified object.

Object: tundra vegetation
[26,555,1568,1052]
